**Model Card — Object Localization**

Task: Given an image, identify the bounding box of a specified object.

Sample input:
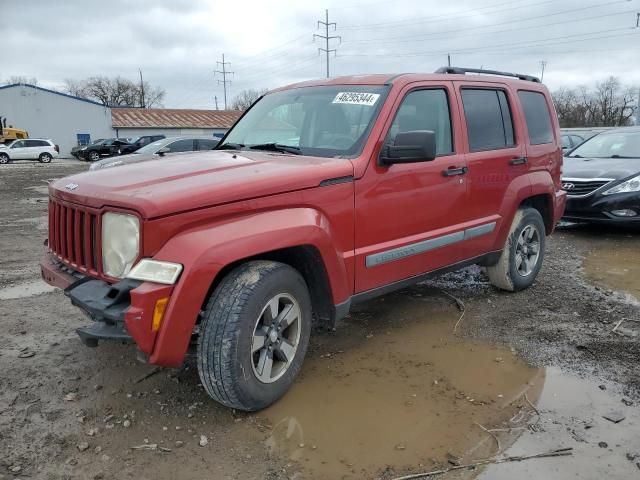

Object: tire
[88,151,100,162]
[0,153,9,164]
[38,152,53,163]
[487,207,546,292]
[197,261,312,411]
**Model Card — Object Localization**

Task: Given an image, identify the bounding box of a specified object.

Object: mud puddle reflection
[584,243,640,301]
[254,289,542,479]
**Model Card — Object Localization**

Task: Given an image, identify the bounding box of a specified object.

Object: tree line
[552,76,637,128]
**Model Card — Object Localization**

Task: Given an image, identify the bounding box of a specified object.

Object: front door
[354,82,470,293]
[9,140,28,159]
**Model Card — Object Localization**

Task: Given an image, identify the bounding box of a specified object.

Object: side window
[25,140,39,147]
[387,89,453,155]
[11,140,25,148]
[461,89,515,152]
[36,140,50,147]
[561,136,571,149]
[518,91,554,145]
[570,135,583,147]
[166,139,195,153]
[197,139,218,150]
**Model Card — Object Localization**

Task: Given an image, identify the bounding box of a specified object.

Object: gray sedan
[89,136,219,170]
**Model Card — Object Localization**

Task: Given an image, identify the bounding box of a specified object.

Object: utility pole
[636,12,639,27]
[139,69,146,108]
[214,54,234,109]
[314,10,341,78]
[447,54,451,67]
[539,60,547,82]
[214,96,219,110]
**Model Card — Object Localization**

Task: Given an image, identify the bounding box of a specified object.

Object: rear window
[518,91,554,145]
[461,89,515,152]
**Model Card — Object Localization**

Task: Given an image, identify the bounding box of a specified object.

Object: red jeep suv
[41,67,566,411]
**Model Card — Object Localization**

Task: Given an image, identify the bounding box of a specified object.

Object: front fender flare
[148,208,351,366]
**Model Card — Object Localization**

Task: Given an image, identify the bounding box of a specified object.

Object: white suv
[0,139,59,164]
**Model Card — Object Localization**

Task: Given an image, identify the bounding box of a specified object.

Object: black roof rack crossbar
[435,66,540,83]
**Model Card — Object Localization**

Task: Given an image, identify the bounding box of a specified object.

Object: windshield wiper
[248,143,302,155]
[567,154,582,158]
[217,142,245,150]
[608,155,636,159]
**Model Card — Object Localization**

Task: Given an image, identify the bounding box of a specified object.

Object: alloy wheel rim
[251,293,302,384]
[515,224,540,277]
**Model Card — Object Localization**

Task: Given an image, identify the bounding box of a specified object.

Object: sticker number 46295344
[332,92,380,106]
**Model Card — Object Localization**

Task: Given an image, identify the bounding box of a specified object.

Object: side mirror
[379,130,437,165]
[157,147,170,156]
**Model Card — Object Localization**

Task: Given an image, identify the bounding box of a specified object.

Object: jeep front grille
[48,199,101,275]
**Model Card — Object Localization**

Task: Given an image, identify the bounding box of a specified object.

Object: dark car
[120,135,166,154]
[71,139,105,159]
[562,127,640,225]
[78,138,132,162]
[89,136,219,170]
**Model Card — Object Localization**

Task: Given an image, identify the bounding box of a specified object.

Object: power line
[343,0,630,43]
[314,9,341,78]
[214,53,234,110]
[343,8,636,46]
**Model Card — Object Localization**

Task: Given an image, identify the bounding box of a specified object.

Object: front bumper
[563,191,640,224]
[41,252,174,359]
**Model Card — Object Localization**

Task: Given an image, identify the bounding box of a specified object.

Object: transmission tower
[314,10,341,78]
[214,54,234,109]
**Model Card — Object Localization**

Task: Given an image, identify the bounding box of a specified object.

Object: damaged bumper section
[41,252,174,359]
[66,278,140,347]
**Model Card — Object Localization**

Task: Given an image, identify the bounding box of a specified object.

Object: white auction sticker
[332,92,380,106]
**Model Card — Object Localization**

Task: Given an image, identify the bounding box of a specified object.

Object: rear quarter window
[518,91,554,145]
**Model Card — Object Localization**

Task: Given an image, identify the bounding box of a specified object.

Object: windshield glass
[135,139,167,154]
[219,85,389,158]
[568,131,640,158]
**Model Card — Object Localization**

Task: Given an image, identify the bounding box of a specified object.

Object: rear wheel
[38,152,53,163]
[0,153,9,164]
[487,207,546,292]
[197,261,312,411]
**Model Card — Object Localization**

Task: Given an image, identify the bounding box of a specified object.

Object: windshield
[568,131,640,158]
[219,85,389,158]
[135,139,167,154]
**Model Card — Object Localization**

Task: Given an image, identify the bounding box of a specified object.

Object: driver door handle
[442,166,468,177]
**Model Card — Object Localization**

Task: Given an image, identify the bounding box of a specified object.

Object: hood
[50,150,353,218]
[90,152,156,170]
[562,156,640,180]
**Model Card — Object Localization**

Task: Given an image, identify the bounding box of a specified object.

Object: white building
[0,83,241,157]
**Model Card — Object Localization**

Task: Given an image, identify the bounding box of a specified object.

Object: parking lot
[1,160,639,480]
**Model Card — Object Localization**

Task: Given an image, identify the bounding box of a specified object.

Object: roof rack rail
[435,66,541,83]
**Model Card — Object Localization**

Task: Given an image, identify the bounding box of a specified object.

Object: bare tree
[63,76,165,108]
[4,76,38,86]
[230,88,268,111]
[552,77,637,127]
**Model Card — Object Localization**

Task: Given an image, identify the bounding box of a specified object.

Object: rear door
[453,82,529,257]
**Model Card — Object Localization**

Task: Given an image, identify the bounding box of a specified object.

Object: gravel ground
[0,159,638,479]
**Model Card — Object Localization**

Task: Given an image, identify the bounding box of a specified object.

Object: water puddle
[253,290,543,479]
[584,243,640,301]
[0,280,56,300]
[478,367,640,480]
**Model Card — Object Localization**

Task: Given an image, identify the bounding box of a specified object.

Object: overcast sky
[4,0,640,109]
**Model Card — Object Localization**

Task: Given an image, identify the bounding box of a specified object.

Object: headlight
[602,174,640,195]
[127,259,183,284]
[102,212,140,278]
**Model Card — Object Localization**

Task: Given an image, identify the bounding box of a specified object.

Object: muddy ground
[0,159,639,480]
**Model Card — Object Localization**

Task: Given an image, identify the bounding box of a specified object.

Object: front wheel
[197,261,312,411]
[88,151,100,162]
[487,207,546,292]
[0,153,9,164]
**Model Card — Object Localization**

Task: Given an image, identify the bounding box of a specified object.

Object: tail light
[54,144,60,153]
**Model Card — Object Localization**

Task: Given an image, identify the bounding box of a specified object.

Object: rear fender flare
[148,208,350,366]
